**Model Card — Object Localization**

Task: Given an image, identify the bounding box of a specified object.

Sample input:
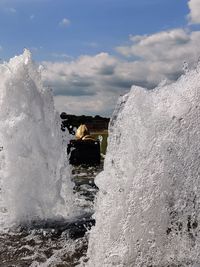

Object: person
[68,124,101,165]
[75,124,95,141]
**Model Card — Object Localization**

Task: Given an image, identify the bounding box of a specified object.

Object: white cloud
[116,29,196,61]
[54,94,114,116]
[188,0,200,24]
[41,28,200,116]
[5,7,17,13]
[39,1,200,116]
[30,14,35,20]
[119,29,200,84]
[41,53,123,115]
[59,18,71,27]
[116,29,200,80]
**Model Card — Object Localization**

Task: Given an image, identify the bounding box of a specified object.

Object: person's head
[75,124,90,139]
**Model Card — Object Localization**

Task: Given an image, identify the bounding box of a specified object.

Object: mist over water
[86,66,200,266]
[0,50,75,229]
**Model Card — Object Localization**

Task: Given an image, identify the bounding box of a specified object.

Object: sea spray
[86,66,200,266]
[0,50,75,229]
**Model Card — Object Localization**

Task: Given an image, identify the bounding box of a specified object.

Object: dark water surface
[0,163,102,267]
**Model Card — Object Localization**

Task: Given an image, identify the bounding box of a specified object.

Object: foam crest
[0,50,75,229]
[87,67,200,266]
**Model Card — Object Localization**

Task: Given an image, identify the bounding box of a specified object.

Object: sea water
[0,50,75,229]
[86,65,200,266]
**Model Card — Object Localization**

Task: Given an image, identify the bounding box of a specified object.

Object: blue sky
[0,0,189,60]
[0,0,200,116]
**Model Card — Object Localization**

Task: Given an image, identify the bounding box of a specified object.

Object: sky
[0,0,200,117]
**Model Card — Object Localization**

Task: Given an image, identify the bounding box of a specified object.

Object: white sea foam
[0,50,75,229]
[87,66,200,266]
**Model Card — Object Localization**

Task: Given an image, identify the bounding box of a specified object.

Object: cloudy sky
[0,0,200,116]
